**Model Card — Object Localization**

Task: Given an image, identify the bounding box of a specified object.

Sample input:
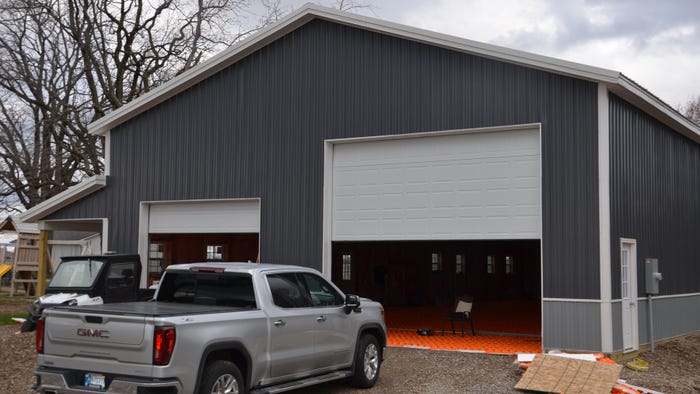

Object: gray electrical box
[645,258,662,295]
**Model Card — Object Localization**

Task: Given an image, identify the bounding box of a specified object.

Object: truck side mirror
[344,294,361,314]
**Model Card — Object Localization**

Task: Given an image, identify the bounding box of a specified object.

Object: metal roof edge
[87,4,698,142]
[610,75,700,142]
[16,175,107,223]
[88,4,320,136]
[88,4,622,137]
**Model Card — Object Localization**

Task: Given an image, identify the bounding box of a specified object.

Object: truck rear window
[156,272,257,308]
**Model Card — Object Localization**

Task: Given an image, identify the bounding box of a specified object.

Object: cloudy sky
[299,0,700,109]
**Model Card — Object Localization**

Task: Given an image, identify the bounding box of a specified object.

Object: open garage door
[144,199,260,284]
[330,126,541,241]
[327,126,542,336]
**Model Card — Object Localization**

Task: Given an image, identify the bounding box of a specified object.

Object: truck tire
[349,334,381,388]
[199,360,245,394]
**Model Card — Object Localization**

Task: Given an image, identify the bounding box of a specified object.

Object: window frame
[431,252,443,272]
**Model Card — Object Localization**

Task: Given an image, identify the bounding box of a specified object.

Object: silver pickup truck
[33,263,387,393]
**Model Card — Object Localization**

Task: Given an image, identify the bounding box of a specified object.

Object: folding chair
[441,296,475,336]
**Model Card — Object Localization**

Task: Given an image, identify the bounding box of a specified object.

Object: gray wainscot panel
[612,294,700,351]
[543,299,601,351]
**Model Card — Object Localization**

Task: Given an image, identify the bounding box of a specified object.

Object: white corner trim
[137,203,150,288]
[104,130,111,176]
[16,175,107,223]
[101,218,109,254]
[598,84,613,353]
[542,298,602,303]
[321,141,334,280]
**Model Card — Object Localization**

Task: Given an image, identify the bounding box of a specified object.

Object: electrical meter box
[645,258,662,295]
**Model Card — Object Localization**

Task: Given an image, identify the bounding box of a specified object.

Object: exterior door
[620,239,638,352]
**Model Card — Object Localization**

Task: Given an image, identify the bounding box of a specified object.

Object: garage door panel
[331,128,541,241]
[149,200,260,234]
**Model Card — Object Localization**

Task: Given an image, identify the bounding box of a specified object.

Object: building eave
[16,175,107,223]
[87,3,700,142]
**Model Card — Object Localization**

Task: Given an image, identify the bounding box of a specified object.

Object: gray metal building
[19,5,700,353]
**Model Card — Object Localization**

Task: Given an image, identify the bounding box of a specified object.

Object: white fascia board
[88,4,620,137]
[308,5,621,84]
[86,4,698,143]
[16,175,107,223]
[611,75,700,142]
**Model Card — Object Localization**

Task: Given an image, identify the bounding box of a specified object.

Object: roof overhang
[87,4,700,143]
[16,175,107,223]
[0,217,39,234]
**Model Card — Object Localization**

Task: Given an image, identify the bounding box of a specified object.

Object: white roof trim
[87,3,700,141]
[16,175,107,223]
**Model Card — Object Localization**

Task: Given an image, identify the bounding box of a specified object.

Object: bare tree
[0,0,371,214]
[0,0,281,213]
[680,96,700,126]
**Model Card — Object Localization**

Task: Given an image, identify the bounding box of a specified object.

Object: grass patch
[0,312,27,325]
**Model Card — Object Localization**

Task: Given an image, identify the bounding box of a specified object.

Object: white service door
[331,128,541,241]
[621,241,638,352]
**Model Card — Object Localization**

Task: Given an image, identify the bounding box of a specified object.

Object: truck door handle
[316,315,327,322]
[273,320,286,327]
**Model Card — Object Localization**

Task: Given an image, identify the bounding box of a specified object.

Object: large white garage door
[148,199,260,233]
[331,127,540,240]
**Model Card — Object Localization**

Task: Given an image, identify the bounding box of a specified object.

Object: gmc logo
[77,328,111,338]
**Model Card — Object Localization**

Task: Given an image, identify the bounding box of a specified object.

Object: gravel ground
[2,299,699,393]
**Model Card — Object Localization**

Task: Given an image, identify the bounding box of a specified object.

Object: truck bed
[52,301,254,317]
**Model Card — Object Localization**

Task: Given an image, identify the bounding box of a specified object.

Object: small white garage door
[148,199,260,233]
[331,127,540,240]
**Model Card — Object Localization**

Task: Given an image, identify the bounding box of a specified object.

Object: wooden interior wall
[332,240,541,307]
[149,233,259,265]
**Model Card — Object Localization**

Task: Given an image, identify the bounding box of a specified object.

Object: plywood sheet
[515,354,622,394]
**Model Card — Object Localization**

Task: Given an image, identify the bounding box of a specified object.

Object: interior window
[342,254,352,281]
[206,245,224,261]
[300,273,344,307]
[267,273,311,308]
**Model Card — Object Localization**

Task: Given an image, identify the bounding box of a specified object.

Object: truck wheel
[199,360,244,394]
[350,334,381,388]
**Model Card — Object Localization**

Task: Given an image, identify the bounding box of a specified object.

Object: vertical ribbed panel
[48,19,599,298]
[609,94,700,297]
[543,300,601,351]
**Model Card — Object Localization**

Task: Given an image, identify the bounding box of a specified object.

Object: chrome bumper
[34,367,183,394]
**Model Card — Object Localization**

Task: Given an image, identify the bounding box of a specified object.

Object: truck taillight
[36,317,45,354]
[153,326,176,365]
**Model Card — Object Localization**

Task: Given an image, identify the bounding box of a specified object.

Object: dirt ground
[2,299,699,393]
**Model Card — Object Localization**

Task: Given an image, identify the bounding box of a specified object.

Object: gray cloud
[516,0,700,53]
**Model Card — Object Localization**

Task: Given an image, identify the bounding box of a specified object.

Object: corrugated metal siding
[609,94,700,297]
[611,295,700,352]
[543,300,601,351]
[48,19,599,298]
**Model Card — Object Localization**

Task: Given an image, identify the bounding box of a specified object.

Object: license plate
[84,372,106,389]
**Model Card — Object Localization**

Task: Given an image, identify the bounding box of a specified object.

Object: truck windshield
[156,272,257,308]
[49,259,105,288]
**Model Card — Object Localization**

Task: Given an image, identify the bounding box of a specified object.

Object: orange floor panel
[388,329,542,354]
[384,300,542,354]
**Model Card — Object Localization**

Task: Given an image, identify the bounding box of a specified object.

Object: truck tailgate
[44,309,150,364]
[43,302,243,366]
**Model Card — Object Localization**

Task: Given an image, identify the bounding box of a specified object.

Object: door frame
[620,238,639,352]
